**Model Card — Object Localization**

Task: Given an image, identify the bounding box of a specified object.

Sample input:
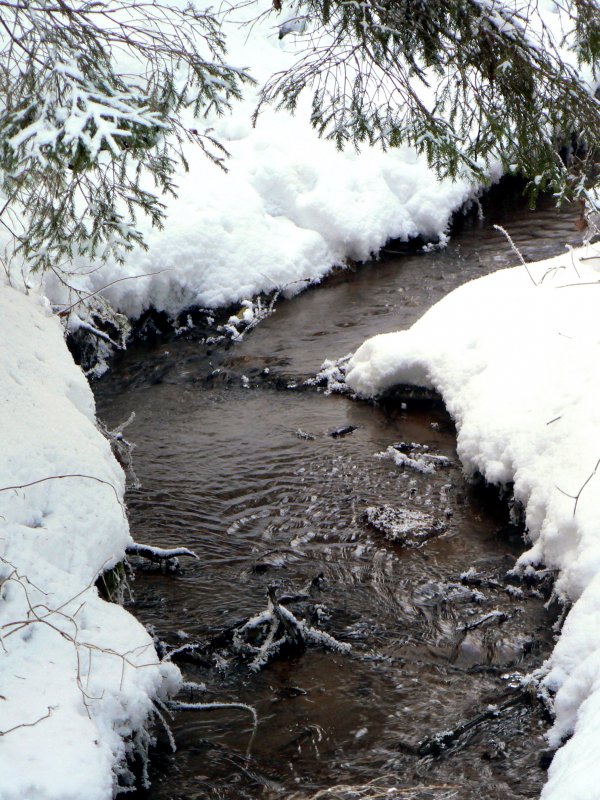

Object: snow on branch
[0,0,254,278]
[126,542,199,562]
[257,0,600,207]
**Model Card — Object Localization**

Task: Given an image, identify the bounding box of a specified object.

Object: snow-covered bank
[344,245,600,798]
[0,285,180,800]
[27,0,592,327]
[29,12,483,322]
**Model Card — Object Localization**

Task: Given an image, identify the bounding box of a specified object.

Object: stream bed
[94,193,582,799]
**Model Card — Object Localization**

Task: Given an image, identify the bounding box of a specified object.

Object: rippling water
[95,191,581,799]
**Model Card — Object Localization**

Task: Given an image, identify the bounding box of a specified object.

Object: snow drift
[31,12,482,321]
[345,245,600,799]
[0,285,180,800]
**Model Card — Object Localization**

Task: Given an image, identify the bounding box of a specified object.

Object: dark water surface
[95,196,581,799]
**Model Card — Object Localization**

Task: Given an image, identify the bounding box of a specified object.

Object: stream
[94,190,582,800]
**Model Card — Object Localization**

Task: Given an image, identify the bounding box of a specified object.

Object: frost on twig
[126,541,199,573]
[219,279,311,343]
[161,580,350,673]
[232,585,351,672]
[220,294,281,342]
[167,699,258,727]
[305,354,353,394]
[493,225,537,286]
[98,412,140,489]
[150,679,258,755]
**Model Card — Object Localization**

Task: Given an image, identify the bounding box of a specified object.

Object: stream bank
[95,193,581,799]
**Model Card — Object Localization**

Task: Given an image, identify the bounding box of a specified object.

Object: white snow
[24,11,484,321]
[0,285,180,800]
[344,245,600,799]
[0,3,598,797]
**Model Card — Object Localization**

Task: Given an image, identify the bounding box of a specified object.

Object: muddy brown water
[94,194,582,799]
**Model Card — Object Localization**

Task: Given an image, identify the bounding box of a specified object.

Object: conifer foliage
[0,1,251,273]
[262,0,600,205]
[1,1,600,284]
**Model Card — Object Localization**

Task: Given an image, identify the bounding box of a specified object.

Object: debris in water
[364,505,446,547]
[287,775,462,799]
[295,428,316,440]
[328,424,358,438]
[376,442,451,474]
[126,541,198,573]
[459,609,513,632]
[416,690,530,757]
[161,582,350,673]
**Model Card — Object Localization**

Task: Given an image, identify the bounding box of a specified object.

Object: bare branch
[0,706,54,737]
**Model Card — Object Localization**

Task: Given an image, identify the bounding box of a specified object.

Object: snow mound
[345,245,600,798]
[0,285,180,800]
[30,13,481,321]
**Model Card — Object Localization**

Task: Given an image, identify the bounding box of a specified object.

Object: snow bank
[344,245,600,798]
[33,12,481,320]
[0,284,180,800]
[33,0,591,324]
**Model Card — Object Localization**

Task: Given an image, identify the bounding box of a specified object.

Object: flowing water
[95,192,582,799]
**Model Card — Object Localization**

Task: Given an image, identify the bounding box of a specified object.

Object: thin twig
[0,706,54,737]
[0,473,126,518]
[556,456,600,518]
[493,224,537,286]
[56,270,167,317]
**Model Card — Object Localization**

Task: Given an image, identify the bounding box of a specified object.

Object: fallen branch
[126,542,199,562]
[161,580,348,673]
[234,585,350,672]
[417,691,529,757]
